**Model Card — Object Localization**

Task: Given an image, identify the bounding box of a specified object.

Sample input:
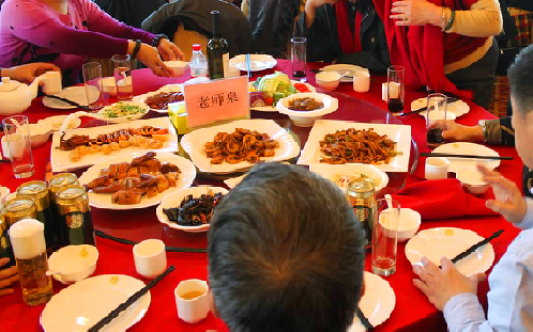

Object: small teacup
[133,239,167,279]
[175,279,211,324]
[425,157,450,180]
[353,71,370,93]
[41,71,62,95]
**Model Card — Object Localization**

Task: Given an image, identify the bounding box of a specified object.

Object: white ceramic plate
[132,84,182,113]
[78,152,196,210]
[411,98,470,118]
[297,120,412,172]
[51,117,178,172]
[230,54,277,72]
[432,142,500,173]
[349,272,396,332]
[43,86,100,110]
[405,227,495,277]
[321,64,369,83]
[40,274,150,332]
[223,162,291,188]
[181,119,301,174]
[310,163,389,193]
[156,186,228,233]
[249,80,316,112]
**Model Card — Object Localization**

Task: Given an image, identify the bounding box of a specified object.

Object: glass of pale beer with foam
[9,219,53,306]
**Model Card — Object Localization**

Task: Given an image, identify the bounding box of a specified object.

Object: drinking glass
[386,65,405,114]
[112,54,133,100]
[291,37,307,81]
[2,115,34,178]
[82,62,105,110]
[372,198,399,276]
[426,93,448,148]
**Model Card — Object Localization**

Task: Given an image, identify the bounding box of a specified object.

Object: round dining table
[0,59,525,331]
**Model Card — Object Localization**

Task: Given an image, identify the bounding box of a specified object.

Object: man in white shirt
[413,45,533,331]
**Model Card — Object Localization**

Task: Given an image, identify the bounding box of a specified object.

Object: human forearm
[443,293,487,332]
[304,1,318,29]
[445,0,502,37]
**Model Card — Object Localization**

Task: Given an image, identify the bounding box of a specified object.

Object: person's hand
[441,121,485,142]
[2,63,60,84]
[136,44,171,77]
[478,165,527,224]
[413,256,485,311]
[391,0,441,27]
[0,258,18,296]
[157,38,184,61]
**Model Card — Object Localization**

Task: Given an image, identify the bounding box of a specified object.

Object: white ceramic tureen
[0,76,44,115]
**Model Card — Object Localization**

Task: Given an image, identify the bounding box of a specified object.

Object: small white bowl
[276,93,338,127]
[315,72,341,92]
[456,167,489,195]
[380,208,421,242]
[164,61,189,77]
[29,122,53,148]
[97,101,149,124]
[102,77,117,96]
[309,163,389,193]
[48,245,99,284]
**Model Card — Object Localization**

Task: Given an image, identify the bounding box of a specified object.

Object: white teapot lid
[0,77,21,92]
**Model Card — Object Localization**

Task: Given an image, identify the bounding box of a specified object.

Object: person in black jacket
[141,0,253,57]
[244,0,300,58]
[94,0,167,29]
[295,0,390,74]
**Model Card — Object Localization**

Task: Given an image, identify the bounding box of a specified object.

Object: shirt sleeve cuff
[443,293,485,332]
[518,198,533,230]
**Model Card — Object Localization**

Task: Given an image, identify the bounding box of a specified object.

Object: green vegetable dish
[101,103,147,119]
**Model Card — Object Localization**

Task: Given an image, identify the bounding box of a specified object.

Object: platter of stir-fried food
[297,120,412,172]
[78,152,196,210]
[51,118,178,172]
[156,186,228,232]
[319,128,398,165]
[181,119,301,174]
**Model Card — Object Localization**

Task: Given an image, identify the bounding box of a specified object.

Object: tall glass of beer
[9,219,53,306]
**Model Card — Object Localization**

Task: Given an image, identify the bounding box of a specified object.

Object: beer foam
[9,219,46,259]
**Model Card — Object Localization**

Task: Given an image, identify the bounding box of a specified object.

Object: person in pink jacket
[0,0,184,85]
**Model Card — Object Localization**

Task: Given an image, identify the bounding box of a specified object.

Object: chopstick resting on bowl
[88,265,175,332]
[439,229,504,268]
[420,152,513,161]
[45,94,92,111]
[400,97,459,117]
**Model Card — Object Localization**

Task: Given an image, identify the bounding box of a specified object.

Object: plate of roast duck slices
[51,117,178,172]
[132,84,183,113]
[78,151,196,209]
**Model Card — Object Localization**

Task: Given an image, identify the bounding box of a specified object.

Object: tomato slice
[265,96,274,105]
[294,83,310,93]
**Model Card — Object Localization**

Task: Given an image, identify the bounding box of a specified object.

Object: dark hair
[208,163,366,332]
[508,45,533,116]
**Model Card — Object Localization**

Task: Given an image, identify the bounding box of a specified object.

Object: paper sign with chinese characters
[183,76,250,128]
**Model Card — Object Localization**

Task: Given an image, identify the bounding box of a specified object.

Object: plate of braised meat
[156,187,228,232]
[79,152,196,209]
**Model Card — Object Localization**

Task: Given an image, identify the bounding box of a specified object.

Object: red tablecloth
[0,60,524,331]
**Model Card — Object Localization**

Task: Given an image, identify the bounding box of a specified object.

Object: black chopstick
[421,152,513,161]
[45,94,91,111]
[95,230,207,253]
[400,97,459,117]
[88,265,175,332]
[439,230,504,268]
[356,307,374,330]
[0,159,10,163]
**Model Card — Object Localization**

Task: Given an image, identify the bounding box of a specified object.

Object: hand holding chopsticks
[88,265,175,332]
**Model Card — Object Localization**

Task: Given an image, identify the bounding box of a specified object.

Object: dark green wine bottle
[207,10,229,80]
